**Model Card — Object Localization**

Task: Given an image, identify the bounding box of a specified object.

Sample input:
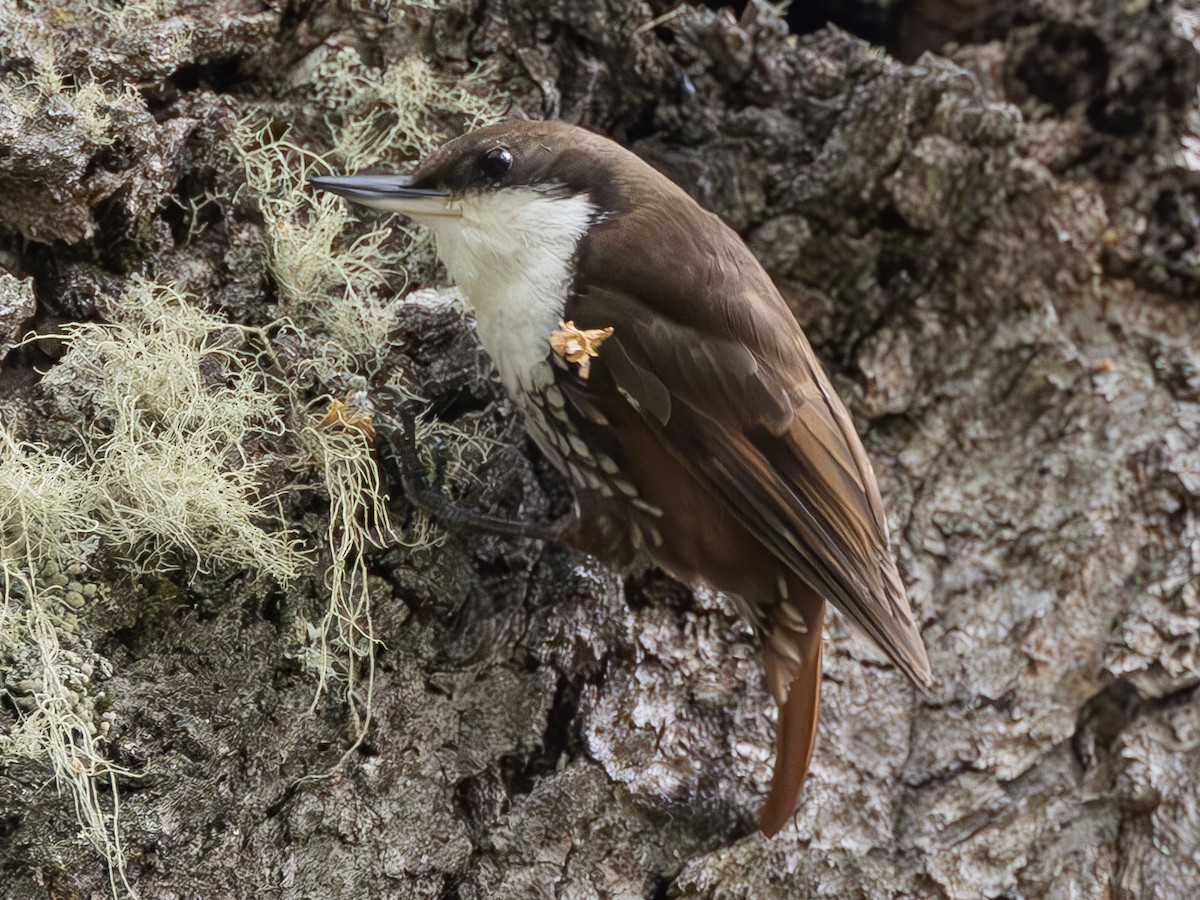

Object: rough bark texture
[2,0,1200,898]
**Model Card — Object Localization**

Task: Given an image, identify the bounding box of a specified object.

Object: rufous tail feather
[757,588,826,837]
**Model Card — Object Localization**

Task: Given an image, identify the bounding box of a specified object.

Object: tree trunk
[1,1,1198,897]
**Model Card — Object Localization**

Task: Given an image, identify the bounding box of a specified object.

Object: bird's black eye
[480,146,513,179]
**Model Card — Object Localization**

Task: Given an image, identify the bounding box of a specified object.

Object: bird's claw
[373,392,570,545]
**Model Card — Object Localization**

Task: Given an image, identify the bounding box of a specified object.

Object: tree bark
[1,1,1199,897]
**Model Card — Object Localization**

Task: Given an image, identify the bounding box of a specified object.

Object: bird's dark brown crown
[408,120,636,214]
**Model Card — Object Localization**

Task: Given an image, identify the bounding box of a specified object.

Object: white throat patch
[418,187,597,398]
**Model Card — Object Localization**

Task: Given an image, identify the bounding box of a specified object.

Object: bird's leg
[374,399,572,544]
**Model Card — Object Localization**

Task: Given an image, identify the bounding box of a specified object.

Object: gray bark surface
[2,1,1199,897]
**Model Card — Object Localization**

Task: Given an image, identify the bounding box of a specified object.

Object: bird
[310,119,932,836]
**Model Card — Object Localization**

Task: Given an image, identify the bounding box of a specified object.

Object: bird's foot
[375,393,571,544]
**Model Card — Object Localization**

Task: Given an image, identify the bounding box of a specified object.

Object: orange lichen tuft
[317,397,376,444]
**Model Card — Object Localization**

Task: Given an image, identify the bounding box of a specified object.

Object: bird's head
[308,119,636,231]
[308,120,651,302]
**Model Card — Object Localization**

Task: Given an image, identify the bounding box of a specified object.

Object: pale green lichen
[41,280,307,580]
[0,30,145,148]
[226,45,509,760]
[232,48,506,378]
[0,431,130,896]
[2,20,513,892]
[4,281,307,893]
[5,274,496,890]
[293,390,495,760]
[235,114,413,375]
[306,52,507,161]
[226,40,511,756]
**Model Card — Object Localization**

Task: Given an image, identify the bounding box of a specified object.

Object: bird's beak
[307,174,461,219]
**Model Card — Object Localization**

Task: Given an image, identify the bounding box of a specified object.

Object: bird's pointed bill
[308,174,460,219]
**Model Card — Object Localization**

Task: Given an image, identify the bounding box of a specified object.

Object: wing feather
[569,281,931,687]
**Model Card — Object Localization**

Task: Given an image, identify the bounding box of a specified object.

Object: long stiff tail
[757,583,826,837]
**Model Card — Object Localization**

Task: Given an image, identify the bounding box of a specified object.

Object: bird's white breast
[425,187,597,400]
